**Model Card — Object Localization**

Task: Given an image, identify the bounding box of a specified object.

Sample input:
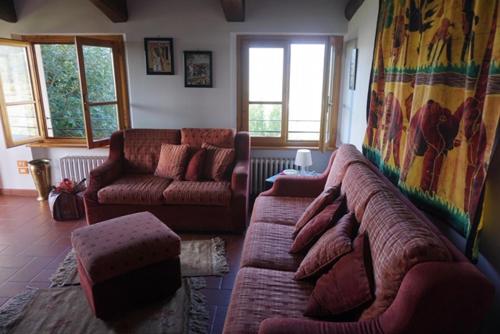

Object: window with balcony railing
[237,35,343,149]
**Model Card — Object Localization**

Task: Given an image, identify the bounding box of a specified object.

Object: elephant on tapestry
[455,97,487,213]
[366,90,384,149]
[383,93,405,168]
[401,100,460,193]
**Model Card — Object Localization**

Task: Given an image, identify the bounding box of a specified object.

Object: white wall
[337,0,378,150]
[0,0,348,188]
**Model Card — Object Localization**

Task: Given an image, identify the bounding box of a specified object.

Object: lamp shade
[295,149,313,168]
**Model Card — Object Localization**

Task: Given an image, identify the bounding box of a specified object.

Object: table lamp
[295,149,312,175]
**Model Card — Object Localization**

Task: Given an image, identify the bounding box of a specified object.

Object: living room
[0,0,499,333]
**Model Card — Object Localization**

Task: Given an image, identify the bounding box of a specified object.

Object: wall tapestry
[363,0,500,260]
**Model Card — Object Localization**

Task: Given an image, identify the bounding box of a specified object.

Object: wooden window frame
[237,34,343,149]
[0,39,45,147]
[1,34,130,148]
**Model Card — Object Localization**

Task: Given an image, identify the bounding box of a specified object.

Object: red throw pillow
[294,212,357,280]
[305,232,374,319]
[202,143,235,181]
[184,148,206,181]
[290,195,347,254]
[293,186,340,238]
[154,143,190,180]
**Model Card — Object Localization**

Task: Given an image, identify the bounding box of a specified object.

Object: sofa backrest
[325,144,368,189]
[357,189,453,320]
[123,129,181,173]
[181,128,235,148]
[340,162,389,221]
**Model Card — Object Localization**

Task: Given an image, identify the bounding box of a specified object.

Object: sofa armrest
[258,317,382,334]
[231,160,249,195]
[379,261,494,334]
[84,159,123,201]
[260,174,327,198]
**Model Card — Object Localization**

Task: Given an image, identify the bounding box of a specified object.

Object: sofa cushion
[163,181,231,206]
[359,191,452,320]
[71,212,181,284]
[294,186,340,237]
[181,128,234,148]
[123,129,181,174]
[341,163,389,221]
[325,144,367,189]
[185,148,206,181]
[305,232,374,319]
[97,174,172,205]
[241,223,303,272]
[202,143,235,181]
[290,195,347,254]
[251,196,314,226]
[224,267,313,334]
[154,143,190,180]
[295,212,358,280]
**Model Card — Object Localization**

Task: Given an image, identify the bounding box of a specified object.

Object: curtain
[363,0,500,260]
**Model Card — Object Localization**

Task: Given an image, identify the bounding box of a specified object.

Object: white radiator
[251,157,295,196]
[59,156,107,185]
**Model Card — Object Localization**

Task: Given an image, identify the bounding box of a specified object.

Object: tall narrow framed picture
[145,38,174,75]
[349,47,358,90]
[184,51,213,87]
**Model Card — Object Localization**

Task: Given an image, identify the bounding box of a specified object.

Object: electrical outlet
[17,160,28,168]
[18,167,29,175]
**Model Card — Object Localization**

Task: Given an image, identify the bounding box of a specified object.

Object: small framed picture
[184,51,213,88]
[349,48,358,90]
[145,38,174,75]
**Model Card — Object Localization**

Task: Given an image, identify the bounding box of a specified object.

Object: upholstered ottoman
[71,211,181,318]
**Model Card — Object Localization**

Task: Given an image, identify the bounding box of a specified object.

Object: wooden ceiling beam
[89,0,128,23]
[221,0,245,22]
[345,0,364,21]
[0,0,18,23]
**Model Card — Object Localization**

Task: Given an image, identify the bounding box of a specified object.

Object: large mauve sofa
[223,144,494,334]
[84,128,250,233]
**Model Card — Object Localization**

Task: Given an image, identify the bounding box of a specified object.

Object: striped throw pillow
[154,143,190,180]
[202,143,235,181]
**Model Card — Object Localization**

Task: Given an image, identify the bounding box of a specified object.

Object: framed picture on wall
[144,38,174,75]
[349,47,358,90]
[184,51,213,87]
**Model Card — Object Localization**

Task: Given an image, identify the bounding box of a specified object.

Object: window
[237,35,343,149]
[0,35,129,148]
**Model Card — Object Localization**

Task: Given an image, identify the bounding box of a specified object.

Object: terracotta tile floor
[0,195,244,334]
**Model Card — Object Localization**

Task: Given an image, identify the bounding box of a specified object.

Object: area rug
[0,278,208,334]
[50,237,230,287]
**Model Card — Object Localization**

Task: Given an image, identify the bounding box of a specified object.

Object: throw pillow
[293,186,340,238]
[185,148,207,181]
[154,143,190,180]
[294,212,357,280]
[202,143,235,181]
[290,194,347,254]
[305,232,374,319]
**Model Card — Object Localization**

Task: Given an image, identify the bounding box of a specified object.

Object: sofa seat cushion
[163,181,232,206]
[71,212,181,284]
[241,223,303,272]
[224,267,313,334]
[251,196,314,226]
[97,174,172,205]
[359,190,452,320]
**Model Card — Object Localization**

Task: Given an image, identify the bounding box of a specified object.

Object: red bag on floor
[49,179,86,221]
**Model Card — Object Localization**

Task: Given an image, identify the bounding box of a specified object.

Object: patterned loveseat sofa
[84,128,250,233]
[223,144,494,334]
